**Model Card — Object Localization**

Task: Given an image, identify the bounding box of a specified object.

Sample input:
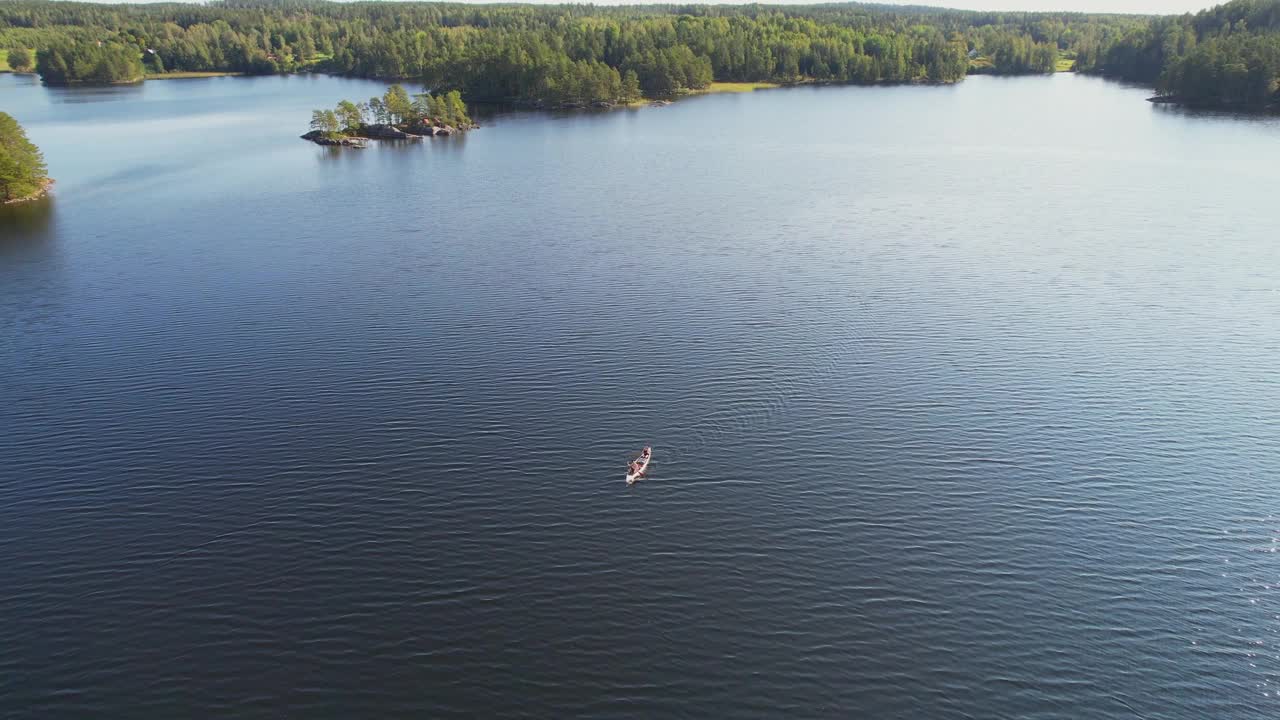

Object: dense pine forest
[0,1,1276,109]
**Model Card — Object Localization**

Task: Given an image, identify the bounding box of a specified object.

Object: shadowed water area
[2,72,1279,718]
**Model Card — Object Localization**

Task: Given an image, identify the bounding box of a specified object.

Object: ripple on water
[2,74,1280,718]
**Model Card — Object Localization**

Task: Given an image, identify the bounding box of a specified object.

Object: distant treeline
[0,1,1276,109]
[1078,0,1280,108]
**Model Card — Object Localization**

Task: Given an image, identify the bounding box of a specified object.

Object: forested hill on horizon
[1,1,1277,109]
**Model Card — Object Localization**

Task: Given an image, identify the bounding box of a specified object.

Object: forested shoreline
[0,111,50,203]
[1080,0,1280,109]
[0,1,1276,110]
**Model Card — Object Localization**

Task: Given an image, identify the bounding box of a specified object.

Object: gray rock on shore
[304,121,477,146]
[407,120,476,136]
[358,124,415,140]
[300,130,367,147]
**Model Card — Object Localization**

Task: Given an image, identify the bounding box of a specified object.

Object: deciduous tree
[6,47,32,72]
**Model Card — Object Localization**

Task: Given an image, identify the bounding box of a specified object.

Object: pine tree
[309,109,340,136]
[621,69,642,101]
[425,94,444,123]
[383,84,414,125]
[367,97,389,125]
[335,100,362,131]
[444,90,470,127]
[0,112,49,202]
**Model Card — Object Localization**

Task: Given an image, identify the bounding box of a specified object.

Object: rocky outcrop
[300,130,367,147]
[406,119,476,136]
[304,121,476,145]
[1,178,54,205]
[357,123,415,140]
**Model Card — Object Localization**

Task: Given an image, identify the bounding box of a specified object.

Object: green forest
[1077,0,1280,108]
[35,40,144,84]
[0,111,49,203]
[0,1,1277,109]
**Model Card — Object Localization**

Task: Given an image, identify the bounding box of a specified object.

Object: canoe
[626,447,652,485]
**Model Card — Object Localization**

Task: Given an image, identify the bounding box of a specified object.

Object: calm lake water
[2,71,1279,718]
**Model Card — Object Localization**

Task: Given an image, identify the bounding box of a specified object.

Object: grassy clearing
[296,52,332,70]
[702,81,782,93]
[145,71,243,80]
[1056,57,1075,72]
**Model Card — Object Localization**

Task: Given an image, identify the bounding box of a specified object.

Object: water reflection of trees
[1150,102,1280,126]
[0,196,62,338]
[315,134,470,165]
[46,83,146,106]
[316,145,361,164]
[0,195,55,259]
[429,133,467,154]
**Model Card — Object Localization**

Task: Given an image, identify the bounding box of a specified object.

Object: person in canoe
[628,447,652,478]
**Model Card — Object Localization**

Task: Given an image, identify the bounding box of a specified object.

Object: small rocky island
[302,84,476,148]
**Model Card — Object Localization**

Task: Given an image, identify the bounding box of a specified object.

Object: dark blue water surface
[2,71,1280,718]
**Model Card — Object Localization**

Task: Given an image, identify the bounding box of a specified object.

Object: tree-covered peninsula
[0,1,1276,110]
[0,112,50,203]
[303,84,475,146]
[36,40,144,84]
[1079,0,1280,109]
